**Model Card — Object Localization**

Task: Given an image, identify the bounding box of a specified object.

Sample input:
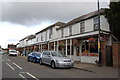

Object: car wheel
[39,59,43,65]
[51,61,56,69]
[27,58,30,62]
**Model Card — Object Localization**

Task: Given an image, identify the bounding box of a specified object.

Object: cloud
[0,22,51,48]
[2,2,109,26]
[0,2,109,48]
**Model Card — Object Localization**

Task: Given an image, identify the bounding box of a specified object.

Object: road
[1,54,110,79]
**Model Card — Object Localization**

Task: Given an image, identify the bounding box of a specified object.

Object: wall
[72,23,80,35]
[100,15,110,31]
[85,18,94,32]
[112,42,120,68]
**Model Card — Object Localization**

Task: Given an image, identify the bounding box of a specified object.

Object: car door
[45,52,52,65]
[28,53,33,61]
[42,51,47,63]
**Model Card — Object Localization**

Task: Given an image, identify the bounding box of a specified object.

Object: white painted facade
[17,10,110,64]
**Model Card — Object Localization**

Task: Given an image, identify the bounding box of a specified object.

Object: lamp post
[97,0,102,67]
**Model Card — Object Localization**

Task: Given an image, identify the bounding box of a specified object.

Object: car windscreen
[9,51,17,53]
[51,52,63,57]
[35,53,41,57]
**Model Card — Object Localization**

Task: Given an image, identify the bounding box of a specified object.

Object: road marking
[2,59,4,62]
[6,63,15,70]
[19,74,26,78]
[26,72,39,80]
[13,62,22,70]
[20,72,26,74]
[7,59,11,62]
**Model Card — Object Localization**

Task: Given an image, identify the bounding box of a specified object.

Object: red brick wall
[112,42,120,68]
[101,41,107,65]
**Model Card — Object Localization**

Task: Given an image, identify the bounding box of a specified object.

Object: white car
[9,50,18,56]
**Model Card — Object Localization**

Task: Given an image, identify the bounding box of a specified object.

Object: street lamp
[97,0,102,67]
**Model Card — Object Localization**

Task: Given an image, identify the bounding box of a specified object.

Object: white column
[41,44,42,52]
[57,41,59,51]
[39,44,41,52]
[66,40,68,56]
[54,42,55,51]
[48,42,49,50]
[70,39,72,58]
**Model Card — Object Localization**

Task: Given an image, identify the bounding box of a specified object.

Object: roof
[35,22,65,35]
[19,34,36,42]
[57,9,105,30]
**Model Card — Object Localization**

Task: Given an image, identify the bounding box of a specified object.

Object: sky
[0,0,110,48]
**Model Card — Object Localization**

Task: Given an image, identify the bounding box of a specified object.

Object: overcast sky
[0,0,110,48]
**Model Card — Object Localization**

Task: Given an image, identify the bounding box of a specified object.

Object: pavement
[74,61,119,78]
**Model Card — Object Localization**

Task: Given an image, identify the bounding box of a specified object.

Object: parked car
[0,51,4,55]
[27,52,41,63]
[9,50,18,56]
[39,51,74,69]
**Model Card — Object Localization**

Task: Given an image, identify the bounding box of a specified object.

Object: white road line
[6,63,15,70]
[2,59,4,62]
[26,72,39,80]
[7,59,11,62]
[19,74,26,78]
[13,62,22,70]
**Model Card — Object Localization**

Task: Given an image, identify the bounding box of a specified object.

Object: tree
[104,1,120,41]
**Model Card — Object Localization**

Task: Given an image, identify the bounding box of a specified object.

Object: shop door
[106,46,113,66]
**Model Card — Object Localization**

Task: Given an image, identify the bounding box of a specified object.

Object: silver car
[39,51,74,68]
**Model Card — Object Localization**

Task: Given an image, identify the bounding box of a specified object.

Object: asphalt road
[1,54,102,79]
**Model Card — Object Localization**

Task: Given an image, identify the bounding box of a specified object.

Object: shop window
[82,41,98,53]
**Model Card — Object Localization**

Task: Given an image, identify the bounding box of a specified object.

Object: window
[45,31,47,41]
[49,28,53,39]
[61,28,64,38]
[36,38,38,42]
[41,33,43,41]
[93,17,99,30]
[69,26,72,35]
[82,41,98,53]
[80,21,85,33]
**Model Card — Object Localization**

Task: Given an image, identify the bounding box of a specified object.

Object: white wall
[64,27,69,37]
[100,15,110,31]
[85,18,94,32]
[72,23,80,35]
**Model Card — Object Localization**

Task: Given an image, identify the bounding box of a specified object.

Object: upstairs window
[80,21,85,33]
[45,31,47,41]
[41,33,43,41]
[93,17,99,30]
[61,28,64,38]
[69,26,72,36]
[49,28,53,39]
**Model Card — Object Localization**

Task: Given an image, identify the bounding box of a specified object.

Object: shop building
[17,9,111,64]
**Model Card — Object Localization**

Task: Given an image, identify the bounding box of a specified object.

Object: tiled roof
[58,9,105,29]
[35,22,65,35]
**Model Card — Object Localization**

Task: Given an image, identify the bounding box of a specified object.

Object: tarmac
[20,55,119,78]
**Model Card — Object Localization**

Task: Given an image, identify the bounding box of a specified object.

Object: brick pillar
[112,42,120,68]
[101,41,107,65]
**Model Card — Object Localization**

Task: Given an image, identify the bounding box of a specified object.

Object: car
[0,51,4,55]
[9,50,18,56]
[27,52,41,63]
[39,51,74,69]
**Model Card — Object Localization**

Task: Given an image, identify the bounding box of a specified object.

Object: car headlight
[71,59,74,62]
[36,56,40,59]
